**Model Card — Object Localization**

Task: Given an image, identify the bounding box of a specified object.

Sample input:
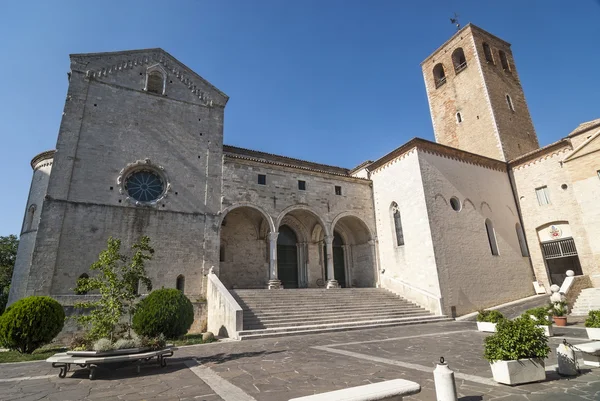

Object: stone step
[236,302,415,310]
[232,294,405,301]
[243,308,426,322]
[243,305,424,317]
[245,312,433,329]
[241,305,424,316]
[238,316,452,340]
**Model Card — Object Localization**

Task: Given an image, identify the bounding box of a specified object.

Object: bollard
[433,357,458,401]
[557,340,578,376]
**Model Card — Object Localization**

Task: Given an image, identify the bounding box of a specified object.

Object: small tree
[74,236,154,340]
[0,234,19,314]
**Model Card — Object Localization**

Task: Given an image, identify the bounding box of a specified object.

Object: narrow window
[452,48,467,73]
[516,223,529,257]
[456,112,462,123]
[535,186,551,206]
[146,71,164,94]
[391,202,404,246]
[258,174,266,185]
[335,185,342,195]
[298,180,306,190]
[483,42,494,64]
[25,204,36,231]
[219,245,225,262]
[433,63,446,88]
[176,275,185,292]
[506,94,515,112]
[485,219,499,255]
[597,170,600,180]
[499,50,510,71]
[75,273,89,295]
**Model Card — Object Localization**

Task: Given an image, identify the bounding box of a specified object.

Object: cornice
[508,139,572,170]
[30,150,55,170]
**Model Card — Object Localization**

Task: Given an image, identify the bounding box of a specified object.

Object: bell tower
[421,24,539,161]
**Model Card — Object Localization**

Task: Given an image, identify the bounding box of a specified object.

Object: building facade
[9,24,599,317]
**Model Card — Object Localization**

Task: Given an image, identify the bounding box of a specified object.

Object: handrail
[206,271,243,339]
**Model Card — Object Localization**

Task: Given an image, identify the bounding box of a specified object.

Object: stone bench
[288,379,421,401]
[573,342,600,367]
[46,347,176,379]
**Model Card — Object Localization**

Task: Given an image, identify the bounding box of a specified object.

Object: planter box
[586,327,600,340]
[537,325,553,337]
[553,316,567,327]
[490,358,546,385]
[67,347,151,357]
[477,321,497,332]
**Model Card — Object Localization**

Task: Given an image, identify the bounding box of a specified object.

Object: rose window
[124,170,165,203]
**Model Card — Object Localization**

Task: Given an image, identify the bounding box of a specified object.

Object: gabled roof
[70,48,228,107]
[567,118,600,137]
[563,129,600,162]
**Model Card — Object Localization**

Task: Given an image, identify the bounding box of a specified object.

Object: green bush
[132,289,194,339]
[483,317,550,363]
[0,296,65,354]
[585,310,600,328]
[524,307,552,326]
[477,309,504,323]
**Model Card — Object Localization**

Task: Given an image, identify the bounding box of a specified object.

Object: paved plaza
[1,321,600,401]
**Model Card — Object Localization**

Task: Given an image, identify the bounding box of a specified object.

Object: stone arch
[434,193,448,205]
[279,214,309,242]
[463,198,476,210]
[506,205,515,216]
[145,64,168,95]
[331,212,374,244]
[480,201,492,214]
[220,203,276,233]
[276,205,329,237]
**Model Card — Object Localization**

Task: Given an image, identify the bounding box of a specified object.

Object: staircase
[230,288,451,340]
[571,288,600,316]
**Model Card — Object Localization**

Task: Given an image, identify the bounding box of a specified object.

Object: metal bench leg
[89,366,97,380]
[52,362,69,379]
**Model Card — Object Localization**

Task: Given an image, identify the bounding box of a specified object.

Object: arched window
[25,204,36,231]
[146,71,165,95]
[516,223,529,257]
[75,273,89,295]
[499,50,510,71]
[452,48,467,73]
[506,94,515,111]
[176,275,185,292]
[456,112,462,123]
[485,219,499,255]
[391,202,404,246]
[433,63,446,88]
[483,42,494,64]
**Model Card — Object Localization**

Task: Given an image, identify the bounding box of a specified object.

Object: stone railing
[381,276,443,316]
[206,271,243,339]
[288,379,420,401]
[559,270,592,311]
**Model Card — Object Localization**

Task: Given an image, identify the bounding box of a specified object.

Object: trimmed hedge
[132,289,194,339]
[477,309,504,323]
[484,316,550,362]
[0,296,65,354]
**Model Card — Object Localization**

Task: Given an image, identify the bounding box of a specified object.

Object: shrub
[114,337,140,350]
[585,310,600,328]
[93,338,113,352]
[483,317,550,363]
[141,333,166,350]
[524,307,552,326]
[477,309,504,323]
[132,288,194,339]
[69,335,93,351]
[0,296,65,354]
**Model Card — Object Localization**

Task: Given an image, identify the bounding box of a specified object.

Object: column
[368,239,380,288]
[297,242,307,288]
[325,235,339,289]
[268,231,281,289]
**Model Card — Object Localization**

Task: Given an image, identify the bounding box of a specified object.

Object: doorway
[277,225,299,288]
[541,238,583,286]
[324,231,347,288]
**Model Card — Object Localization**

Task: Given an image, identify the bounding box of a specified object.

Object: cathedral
[9,24,600,321]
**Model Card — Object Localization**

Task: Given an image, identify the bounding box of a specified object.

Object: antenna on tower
[450,13,460,30]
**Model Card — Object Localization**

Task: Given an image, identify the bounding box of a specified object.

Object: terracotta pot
[553,316,567,326]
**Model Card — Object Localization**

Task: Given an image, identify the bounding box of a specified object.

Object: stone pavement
[1,321,600,400]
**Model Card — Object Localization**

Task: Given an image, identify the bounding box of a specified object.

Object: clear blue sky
[1,1,599,236]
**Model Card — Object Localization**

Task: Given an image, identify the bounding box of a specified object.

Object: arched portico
[330,213,377,288]
[218,204,275,289]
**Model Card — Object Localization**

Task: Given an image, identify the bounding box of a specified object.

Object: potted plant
[477,310,504,332]
[523,307,553,337]
[585,310,600,340]
[484,317,550,385]
[550,301,568,326]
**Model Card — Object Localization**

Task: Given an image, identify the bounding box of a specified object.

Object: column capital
[324,235,334,245]
[268,231,279,241]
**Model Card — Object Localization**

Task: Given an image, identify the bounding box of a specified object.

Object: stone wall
[418,149,535,316]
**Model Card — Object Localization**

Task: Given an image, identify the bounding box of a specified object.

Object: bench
[46,347,176,379]
[288,379,420,401]
[573,342,600,367]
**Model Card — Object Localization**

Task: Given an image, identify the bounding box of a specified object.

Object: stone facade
[9,25,599,319]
